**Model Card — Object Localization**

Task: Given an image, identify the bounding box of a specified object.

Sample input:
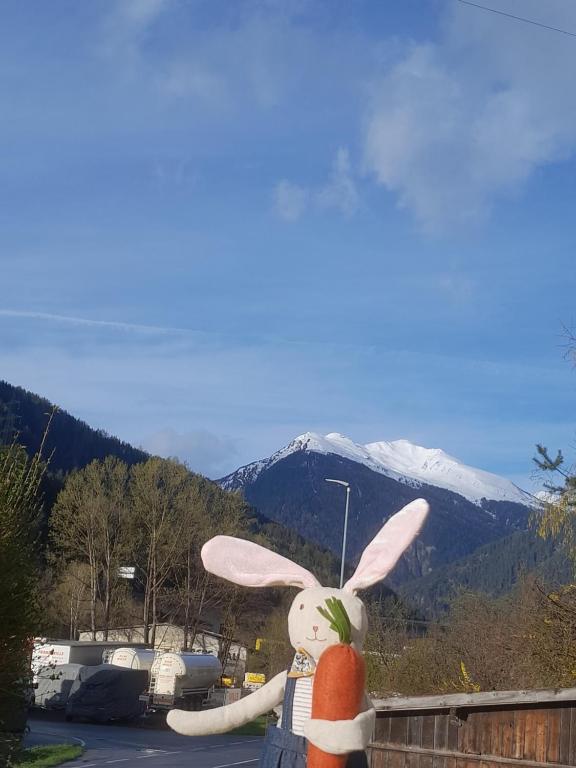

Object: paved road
[25,712,264,768]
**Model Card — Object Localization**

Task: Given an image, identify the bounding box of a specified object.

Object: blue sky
[1,0,576,486]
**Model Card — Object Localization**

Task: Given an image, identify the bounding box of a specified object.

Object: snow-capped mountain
[221,431,533,507]
[219,432,533,585]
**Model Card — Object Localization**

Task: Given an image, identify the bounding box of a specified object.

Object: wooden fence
[368,688,576,768]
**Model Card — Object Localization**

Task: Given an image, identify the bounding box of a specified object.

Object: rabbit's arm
[167,671,286,736]
[303,693,376,755]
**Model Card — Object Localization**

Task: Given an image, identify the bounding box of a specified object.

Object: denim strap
[281,674,297,732]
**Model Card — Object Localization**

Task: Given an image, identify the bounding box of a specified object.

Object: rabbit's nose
[312,626,319,633]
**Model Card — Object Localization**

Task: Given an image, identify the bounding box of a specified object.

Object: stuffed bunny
[168,498,429,768]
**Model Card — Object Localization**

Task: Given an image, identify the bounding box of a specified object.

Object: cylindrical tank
[108,648,158,672]
[154,652,222,695]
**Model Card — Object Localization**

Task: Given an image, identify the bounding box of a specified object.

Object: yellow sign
[255,638,264,651]
[221,676,234,687]
[245,672,266,685]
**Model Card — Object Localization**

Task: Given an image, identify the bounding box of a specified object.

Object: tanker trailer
[108,647,158,672]
[146,652,222,711]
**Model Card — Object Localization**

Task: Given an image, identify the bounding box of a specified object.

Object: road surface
[25,712,264,768]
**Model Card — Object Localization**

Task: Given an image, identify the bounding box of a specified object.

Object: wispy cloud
[274,148,359,221]
[273,181,310,221]
[363,1,576,231]
[317,148,359,216]
[1,329,572,484]
[0,310,191,336]
[100,0,171,62]
[121,0,169,28]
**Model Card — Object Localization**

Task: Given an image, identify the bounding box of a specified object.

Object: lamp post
[325,478,351,588]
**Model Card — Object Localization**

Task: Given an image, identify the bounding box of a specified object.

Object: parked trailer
[31,640,146,679]
[108,648,158,672]
[142,652,222,711]
[34,663,83,710]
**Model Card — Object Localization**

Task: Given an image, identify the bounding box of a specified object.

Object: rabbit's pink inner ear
[343,498,429,593]
[201,535,321,589]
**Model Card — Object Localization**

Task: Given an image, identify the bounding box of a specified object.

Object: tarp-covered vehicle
[34,663,83,710]
[66,664,148,723]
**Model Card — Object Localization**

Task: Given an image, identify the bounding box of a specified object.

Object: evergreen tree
[533,444,576,570]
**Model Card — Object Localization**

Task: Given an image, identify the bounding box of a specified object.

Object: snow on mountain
[221,431,533,507]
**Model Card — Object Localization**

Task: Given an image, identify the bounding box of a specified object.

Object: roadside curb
[28,728,86,749]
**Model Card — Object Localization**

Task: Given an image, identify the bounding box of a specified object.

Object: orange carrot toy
[308,597,366,768]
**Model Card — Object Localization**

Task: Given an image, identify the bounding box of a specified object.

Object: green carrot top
[316,597,352,645]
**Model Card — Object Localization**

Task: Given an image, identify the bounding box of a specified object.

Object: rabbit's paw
[167,708,211,736]
[303,708,375,754]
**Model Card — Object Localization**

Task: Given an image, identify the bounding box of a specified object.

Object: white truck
[31,640,146,680]
[139,652,222,711]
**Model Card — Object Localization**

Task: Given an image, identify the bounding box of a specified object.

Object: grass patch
[230,714,270,736]
[15,744,83,767]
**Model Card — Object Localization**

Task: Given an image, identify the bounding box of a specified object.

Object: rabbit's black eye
[299,603,304,610]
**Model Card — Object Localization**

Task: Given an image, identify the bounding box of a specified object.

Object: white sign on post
[118,566,136,579]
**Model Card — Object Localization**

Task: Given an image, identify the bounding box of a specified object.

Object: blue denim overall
[259,676,368,768]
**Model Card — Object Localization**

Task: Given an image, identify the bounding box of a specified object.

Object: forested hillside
[401,528,572,616]
[0,381,147,475]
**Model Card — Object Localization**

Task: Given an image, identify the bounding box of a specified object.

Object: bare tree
[50,457,129,639]
[129,458,197,646]
[172,482,250,649]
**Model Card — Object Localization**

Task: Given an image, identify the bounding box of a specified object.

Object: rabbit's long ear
[343,498,429,594]
[201,536,321,589]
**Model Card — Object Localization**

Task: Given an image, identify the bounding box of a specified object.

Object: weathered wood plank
[500,711,515,760]
[523,711,538,762]
[390,715,409,746]
[420,715,436,768]
[462,712,480,756]
[422,716,436,749]
[435,714,449,751]
[478,712,494,756]
[535,710,549,764]
[389,748,407,768]
[369,747,380,768]
[433,715,449,768]
[408,716,424,748]
[558,707,571,765]
[546,708,560,764]
[491,710,509,757]
[513,710,526,760]
[376,715,392,744]
[569,707,576,766]
[447,716,460,753]
[373,689,576,714]
[367,741,576,768]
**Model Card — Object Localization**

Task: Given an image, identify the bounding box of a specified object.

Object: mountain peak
[222,431,532,507]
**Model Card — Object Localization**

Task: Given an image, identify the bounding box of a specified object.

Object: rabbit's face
[287,587,368,662]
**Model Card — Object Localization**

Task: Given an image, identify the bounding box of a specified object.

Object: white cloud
[121,0,169,28]
[317,148,359,217]
[100,0,170,61]
[141,427,240,479]
[159,65,228,104]
[364,1,576,230]
[274,181,310,221]
[274,148,359,221]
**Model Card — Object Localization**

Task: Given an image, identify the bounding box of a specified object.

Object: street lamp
[325,478,351,588]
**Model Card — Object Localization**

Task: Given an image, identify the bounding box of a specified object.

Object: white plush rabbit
[168,498,429,764]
